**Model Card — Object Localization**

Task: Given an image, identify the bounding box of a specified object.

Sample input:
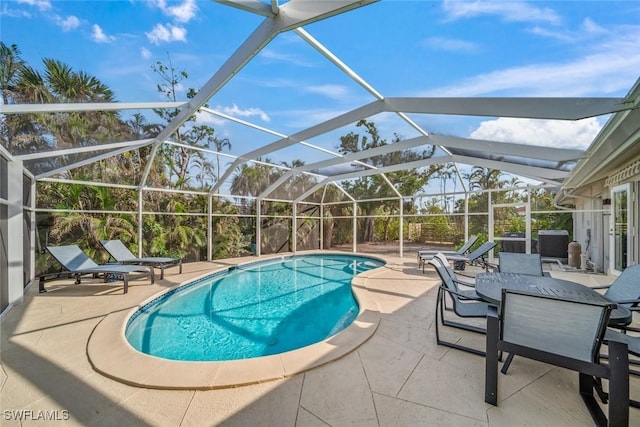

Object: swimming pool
[126,254,385,361]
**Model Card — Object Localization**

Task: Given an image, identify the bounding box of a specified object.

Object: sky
[2,0,640,192]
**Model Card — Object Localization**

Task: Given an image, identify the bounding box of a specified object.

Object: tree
[213,137,232,182]
[466,166,503,191]
[230,158,279,203]
[0,42,24,105]
[5,46,256,265]
[0,42,42,154]
[337,120,436,242]
[152,57,217,190]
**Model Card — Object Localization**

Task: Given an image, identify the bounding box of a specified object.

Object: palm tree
[230,163,259,209]
[337,120,433,242]
[46,183,137,260]
[230,158,278,204]
[17,58,118,157]
[213,137,232,182]
[127,113,161,139]
[0,42,25,105]
[0,43,45,153]
[435,162,456,211]
[466,166,503,191]
[505,176,524,201]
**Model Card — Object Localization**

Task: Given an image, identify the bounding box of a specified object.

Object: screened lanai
[1,0,639,312]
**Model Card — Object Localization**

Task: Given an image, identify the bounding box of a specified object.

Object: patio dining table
[475,272,632,328]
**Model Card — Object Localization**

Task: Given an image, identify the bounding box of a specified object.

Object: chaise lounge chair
[44,245,155,294]
[418,235,478,272]
[100,239,182,280]
[445,241,498,271]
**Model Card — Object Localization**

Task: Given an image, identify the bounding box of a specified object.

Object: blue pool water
[126,254,385,361]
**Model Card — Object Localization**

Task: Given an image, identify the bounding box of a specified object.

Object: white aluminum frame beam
[216,0,276,17]
[0,101,185,114]
[451,155,568,184]
[15,139,155,161]
[36,142,150,179]
[385,97,630,120]
[39,177,137,190]
[428,134,584,162]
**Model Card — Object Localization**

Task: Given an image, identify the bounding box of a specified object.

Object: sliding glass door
[610,184,629,273]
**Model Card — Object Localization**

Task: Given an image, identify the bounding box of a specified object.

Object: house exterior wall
[604,157,640,273]
[572,154,640,273]
[572,186,607,273]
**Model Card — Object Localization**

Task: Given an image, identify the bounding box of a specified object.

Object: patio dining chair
[432,253,476,289]
[429,256,489,356]
[604,329,640,409]
[100,239,182,280]
[501,263,637,375]
[592,264,640,331]
[497,252,546,276]
[485,289,629,427]
[45,245,154,294]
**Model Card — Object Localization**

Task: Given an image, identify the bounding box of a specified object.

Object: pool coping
[86,253,387,390]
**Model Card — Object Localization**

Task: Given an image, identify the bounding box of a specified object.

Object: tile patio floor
[1,254,639,426]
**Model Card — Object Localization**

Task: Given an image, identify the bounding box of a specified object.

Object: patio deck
[1,254,639,426]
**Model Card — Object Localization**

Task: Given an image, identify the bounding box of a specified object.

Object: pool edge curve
[86,253,386,390]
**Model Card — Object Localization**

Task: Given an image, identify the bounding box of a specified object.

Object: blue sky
[3,0,640,181]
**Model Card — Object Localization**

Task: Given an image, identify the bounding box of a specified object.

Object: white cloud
[0,6,32,18]
[443,0,561,25]
[581,17,607,35]
[91,24,114,43]
[470,117,602,149]
[529,17,609,43]
[151,0,198,23]
[145,23,187,44]
[528,26,575,43]
[217,104,270,122]
[194,105,271,127]
[421,36,478,52]
[303,84,349,100]
[195,110,226,126]
[140,47,152,59]
[425,29,640,97]
[55,15,80,31]
[17,0,51,11]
